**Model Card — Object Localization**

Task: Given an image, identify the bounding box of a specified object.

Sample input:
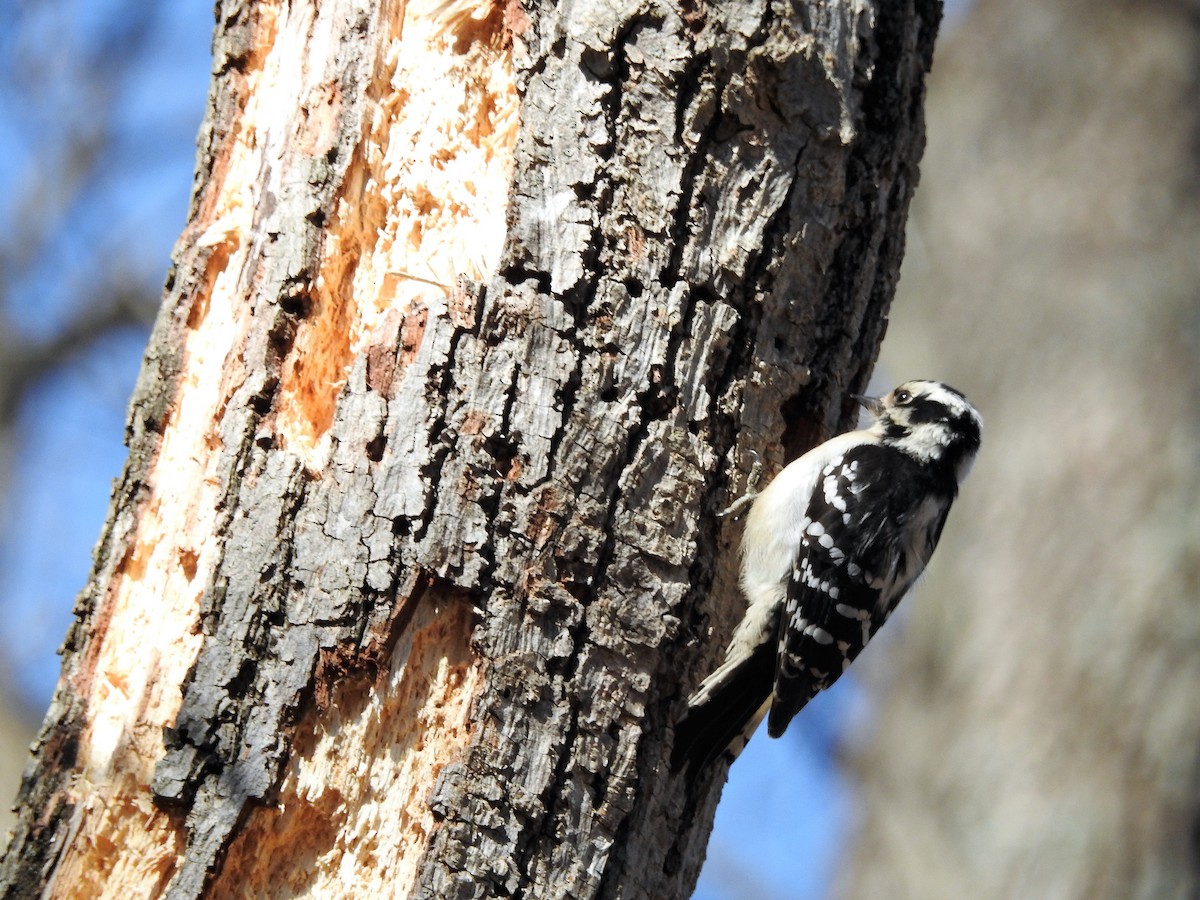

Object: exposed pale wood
[0,0,940,897]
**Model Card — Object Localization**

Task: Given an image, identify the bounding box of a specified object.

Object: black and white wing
[767,443,951,737]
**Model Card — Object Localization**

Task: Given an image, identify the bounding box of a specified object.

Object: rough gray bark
[841,1,1200,897]
[1,0,942,897]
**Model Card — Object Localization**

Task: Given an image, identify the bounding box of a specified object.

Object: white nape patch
[921,381,983,431]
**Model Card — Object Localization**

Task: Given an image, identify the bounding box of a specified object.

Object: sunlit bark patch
[210,594,482,899]
[274,0,520,463]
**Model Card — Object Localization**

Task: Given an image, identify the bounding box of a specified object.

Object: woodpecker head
[859,380,983,482]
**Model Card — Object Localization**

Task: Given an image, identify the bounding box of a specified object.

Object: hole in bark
[366,433,386,462]
[280,291,312,318]
[484,433,520,476]
[580,46,614,78]
[500,263,551,296]
[623,277,644,298]
[249,387,275,415]
[644,365,678,419]
[600,385,618,402]
[680,0,704,33]
[779,390,823,464]
[663,846,682,876]
[268,317,298,358]
[228,658,258,697]
[690,283,718,304]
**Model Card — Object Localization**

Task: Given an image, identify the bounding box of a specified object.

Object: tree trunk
[1,0,940,896]
[841,0,1200,897]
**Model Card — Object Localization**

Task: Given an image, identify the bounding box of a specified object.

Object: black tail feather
[671,640,775,775]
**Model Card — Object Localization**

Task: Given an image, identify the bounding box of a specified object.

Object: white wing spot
[800,561,823,588]
[804,625,834,645]
[823,471,849,512]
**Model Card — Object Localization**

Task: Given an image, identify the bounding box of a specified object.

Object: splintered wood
[275,0,519,462]
[212,599,481,898]
[37,0,517,896]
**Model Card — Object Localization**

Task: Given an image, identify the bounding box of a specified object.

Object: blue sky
[0,2,213,702]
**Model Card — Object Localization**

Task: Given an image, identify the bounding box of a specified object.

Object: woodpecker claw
[720,450,763,518]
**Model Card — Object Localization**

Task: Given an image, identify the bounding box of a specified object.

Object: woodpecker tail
[671,639,775,775]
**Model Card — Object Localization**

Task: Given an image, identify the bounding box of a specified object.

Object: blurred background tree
[842,0,1200,897]
[0,0,210,840]
[2,0,1197,898]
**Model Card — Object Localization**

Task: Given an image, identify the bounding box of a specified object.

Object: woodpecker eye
[894,389,912,404]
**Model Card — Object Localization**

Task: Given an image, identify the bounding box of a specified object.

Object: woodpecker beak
[853,393,884,416]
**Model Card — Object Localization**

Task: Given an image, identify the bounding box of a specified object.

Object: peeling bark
[0,0,940,897]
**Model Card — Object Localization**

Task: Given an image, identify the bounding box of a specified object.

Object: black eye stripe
[907,397,949,424]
